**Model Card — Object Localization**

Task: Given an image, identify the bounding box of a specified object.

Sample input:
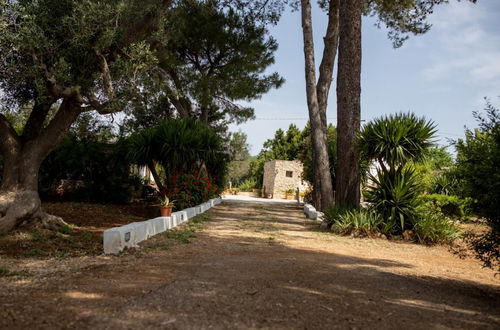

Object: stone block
[103,224,137,254]
[165,216,174,229]
[173,211,188,223]
[149,217,167,235]
[184,207,197,219]
[131,221,153,243]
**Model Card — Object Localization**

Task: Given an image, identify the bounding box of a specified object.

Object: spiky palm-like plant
[364,166,422,232]
[360,113,437,233]
[359,112,436,173]
[125,119,225,189]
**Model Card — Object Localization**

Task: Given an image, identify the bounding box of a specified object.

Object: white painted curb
[103,197,222,254]
[303,203,324,221]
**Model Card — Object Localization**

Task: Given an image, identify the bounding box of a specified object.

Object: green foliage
[298,123,338,188]
[419,194,472,220]
[430,170,460,196]
[413,204,461,245]
[154,0,283,130]
[227,187,240,195]
[0,0,162,111]
[360,113,437,234]
[238,178,258,192]
[39,134,140,203]
[359,112,437,172]
[330,209,385,237]
[454,100,500,223]
[413,146,454,193]
[454,99,500,271]
[126,118,229,190]
[166,170,220,211]
[323,204,353,225]
[364,167,422,233]
[227,131,253,186]
[260,124,306,161]
[365,0,474,48]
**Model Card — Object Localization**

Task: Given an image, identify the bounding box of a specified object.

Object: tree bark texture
[0,99,82,233]
[300,0,336,211]
[335,0,362,208]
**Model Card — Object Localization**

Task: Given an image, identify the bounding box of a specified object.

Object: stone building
[262,160,309,199]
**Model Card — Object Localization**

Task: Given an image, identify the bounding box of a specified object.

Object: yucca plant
[364,166,422,233]
[360,113,436,234]
[359,112,437,174]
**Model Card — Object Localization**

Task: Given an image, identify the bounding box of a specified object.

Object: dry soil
[1,201,499,329]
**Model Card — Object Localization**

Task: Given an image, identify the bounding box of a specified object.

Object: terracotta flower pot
[160,205,173,217]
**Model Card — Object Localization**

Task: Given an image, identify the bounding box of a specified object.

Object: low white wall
[303,203,324,221]
[103,197,222,254]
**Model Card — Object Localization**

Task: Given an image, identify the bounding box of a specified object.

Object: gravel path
[1,201,499,329]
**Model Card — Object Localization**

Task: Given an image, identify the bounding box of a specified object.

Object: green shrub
[331,209,385,236]
[453,101,499,271]
[413,204,461,244]
[430,170,460,195]
[364,167,422,234]
[39,134,141,203]
[323,204,352,225]
[419,194,473,220]
[167,170,220,211]
[238,178,257,192]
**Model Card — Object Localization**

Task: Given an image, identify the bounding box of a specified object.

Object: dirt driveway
[1,201,499,329]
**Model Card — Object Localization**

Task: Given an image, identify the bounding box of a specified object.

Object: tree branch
[96,51,114,98]
[82,93,114,115]
[31,53,83,100]
[28,99,82,163]
[0,113,20,156]
[317,0,340,128]
[22,98,56,142]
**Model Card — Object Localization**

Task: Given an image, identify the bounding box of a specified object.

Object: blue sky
[230,0,500,155]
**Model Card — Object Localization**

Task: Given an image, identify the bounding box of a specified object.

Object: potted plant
[158,188,174,216]
[285,188,295,200]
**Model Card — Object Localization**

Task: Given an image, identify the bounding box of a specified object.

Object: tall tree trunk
[317,0,340,128]
[300,0,335,211]
[335,0,362,208]
[0,99,82,233]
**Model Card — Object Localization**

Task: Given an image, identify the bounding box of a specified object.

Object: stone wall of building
[262,160,309,199]
[262,160,276,198]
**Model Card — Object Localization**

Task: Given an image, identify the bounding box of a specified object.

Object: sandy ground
[1,201,499,329]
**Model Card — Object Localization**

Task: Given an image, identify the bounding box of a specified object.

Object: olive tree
[0,0,172,233]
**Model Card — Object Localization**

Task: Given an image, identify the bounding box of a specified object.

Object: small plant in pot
[157,187,174,217]
[285,188,295,200]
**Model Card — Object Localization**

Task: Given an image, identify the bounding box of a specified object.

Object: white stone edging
[303,203,324,222]
[103,197,222,254]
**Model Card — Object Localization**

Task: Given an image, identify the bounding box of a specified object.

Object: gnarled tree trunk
[0,99,82,233]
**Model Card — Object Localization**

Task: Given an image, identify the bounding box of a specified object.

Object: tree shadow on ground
[1,202,499,329]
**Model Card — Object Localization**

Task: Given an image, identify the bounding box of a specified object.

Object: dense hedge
[39,134,141,204]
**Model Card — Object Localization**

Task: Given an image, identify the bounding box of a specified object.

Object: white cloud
[423,1,500,85]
